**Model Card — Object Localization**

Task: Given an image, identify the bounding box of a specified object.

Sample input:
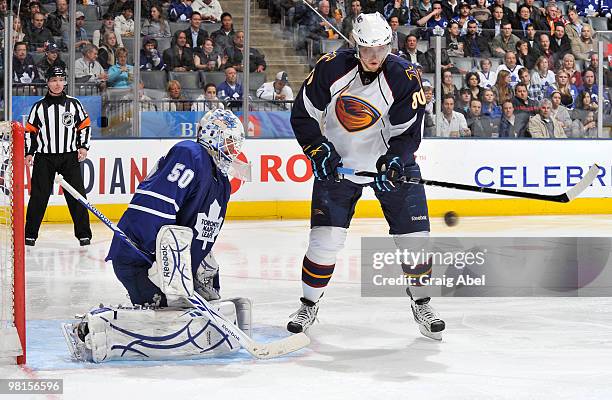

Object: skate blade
[418,324,442,341]
[61,323,82,361]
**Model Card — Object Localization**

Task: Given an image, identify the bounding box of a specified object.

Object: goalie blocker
[63,225,253,362]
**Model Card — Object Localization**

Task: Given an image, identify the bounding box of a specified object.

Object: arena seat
[141,70,168,89]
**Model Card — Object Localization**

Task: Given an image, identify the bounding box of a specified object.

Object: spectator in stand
[12,16,26,45]
[550,90,573,136]
[163,31,196,72]
[586,53,599,75]
[496,51,521,88]
[489,0,514,23]
[477,58,497,89]
[470,0,491,23]
[169,0,194,22]
[528,99,566,138]
[535,33,555,69]
[437,95,470,137]
[332,8,344,32]
[45,0,68,37]
[21,1,43,33]
[13,41,43,84]
[107,0,131,17]
[559,53,583,87]
[36,42,66,79]
[531,56,556,91]
[161,79,191,111]
[579,69,609,109]
[499,100,527,137]
[211,12,235,53]
[441,0,460,21]
[564,8,588,43]
[140,38,166,71]
[455,88,472,116]
[411,0,432,27]
[441,69,459,99]
[182,12,209,49]
[512,82,539,115]
[518,67,544,103]
[542,3,566,34]
[550,22,571,61]
[481,5,504,40]
[570,110,598,137]
[400,34,426,65]
[445,21,464,57]
[25,12,53,52]
[305,0,338,55]
[74,44,108,89]
[388,16,406,55]
[192,83,225,112]
[63,11,90,52]
[93,13,125,48]
[256,71,294,103]
[224,30,266,73]
[512,5,541,39]
[492,69,514,105]
[451,3,475,35]
[467,98,497,137]
[524,23,538,49]
[108,48,134,88]
[217,66,243,107]
[122,81,157,111]
[98,32,121,70]
[362,0,385,14]
[342,0,362,40]
[519,0,543,26]
[460,19,489,57]
[142,6,172,38]
[422,84,436,137]
[481,89,502,119]
[192,0,223,22]
[515,40,536,70]
[489,21,520,58]
[575,0,606,17]
[465,72,482,100]
[383,0,410,25]
[416,1,448,37]
[115,5,135,37]
[546,70,578,109]
[570,24,596,61]
[194,37,223,71]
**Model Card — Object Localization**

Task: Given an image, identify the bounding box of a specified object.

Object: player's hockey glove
[374,154,403,192]
[302,137,342,181]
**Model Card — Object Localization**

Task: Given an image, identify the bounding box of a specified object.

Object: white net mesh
[0,121,23,362]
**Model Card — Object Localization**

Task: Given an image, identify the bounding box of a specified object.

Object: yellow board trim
[39,198,612,223]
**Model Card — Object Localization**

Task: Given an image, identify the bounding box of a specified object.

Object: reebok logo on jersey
[335,95,381,133]
[308,145,324,157]
[411,215,428,221]
[195,200,224,249]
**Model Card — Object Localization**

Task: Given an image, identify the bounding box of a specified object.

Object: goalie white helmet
[197,109,245,174]
[352,12,392,68]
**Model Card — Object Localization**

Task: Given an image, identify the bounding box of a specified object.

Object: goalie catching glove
[302,137,342,181]
[374,154,403,192]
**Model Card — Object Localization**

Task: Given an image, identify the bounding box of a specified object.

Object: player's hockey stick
[337,164,600,203]
[54,175,311,360]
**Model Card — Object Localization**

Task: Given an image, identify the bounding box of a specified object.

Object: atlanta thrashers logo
[62,112,74,127]
[335,95,381,133]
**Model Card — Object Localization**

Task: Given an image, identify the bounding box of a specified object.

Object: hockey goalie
[62,110,253,362]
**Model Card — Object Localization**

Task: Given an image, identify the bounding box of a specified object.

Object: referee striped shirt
[25,93,91,155]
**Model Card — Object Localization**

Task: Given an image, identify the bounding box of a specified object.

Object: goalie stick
[337,164,601,203]
[55,175,310,360]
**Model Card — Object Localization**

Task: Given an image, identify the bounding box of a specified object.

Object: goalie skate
[287,297,319,333]
[411,297,445,340]
[61,322,92,362]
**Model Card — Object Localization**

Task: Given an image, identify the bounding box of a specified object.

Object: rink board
[20,139,612,221]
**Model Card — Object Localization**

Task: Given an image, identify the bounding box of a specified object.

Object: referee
[24,66,92,246]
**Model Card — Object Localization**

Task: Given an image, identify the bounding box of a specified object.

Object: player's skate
[61,321,92,362]
[287,297,319,333]
[411,297,445,340]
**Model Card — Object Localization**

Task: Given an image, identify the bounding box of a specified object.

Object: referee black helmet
[46,66,67,81]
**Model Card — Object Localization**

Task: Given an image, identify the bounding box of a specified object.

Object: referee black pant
[25,152,92,240]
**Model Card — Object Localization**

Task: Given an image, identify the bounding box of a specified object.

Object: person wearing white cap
[63,11,90,51]
[255,71,294,109]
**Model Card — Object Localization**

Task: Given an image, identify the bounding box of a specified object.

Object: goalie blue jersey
[106,140,231,273]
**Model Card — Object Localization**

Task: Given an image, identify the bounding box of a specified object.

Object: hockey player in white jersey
[62,110,254,362]
[288,12,445,340]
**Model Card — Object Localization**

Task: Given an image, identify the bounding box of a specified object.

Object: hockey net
[0,121,25,364]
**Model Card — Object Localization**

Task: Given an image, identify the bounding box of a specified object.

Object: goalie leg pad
[148,225,195,307]
[73,301,241,363]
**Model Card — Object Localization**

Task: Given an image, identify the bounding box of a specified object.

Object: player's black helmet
[46,66,67,81]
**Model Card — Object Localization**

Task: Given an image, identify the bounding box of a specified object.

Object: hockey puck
[444,211,459,227]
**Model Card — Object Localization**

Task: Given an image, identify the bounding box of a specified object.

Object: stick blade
[246,333,310,360]
[565,164,600,202]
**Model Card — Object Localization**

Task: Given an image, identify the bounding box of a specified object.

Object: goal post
[0,121,25,365]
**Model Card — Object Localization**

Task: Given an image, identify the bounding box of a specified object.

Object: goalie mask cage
[0,121,25,365]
